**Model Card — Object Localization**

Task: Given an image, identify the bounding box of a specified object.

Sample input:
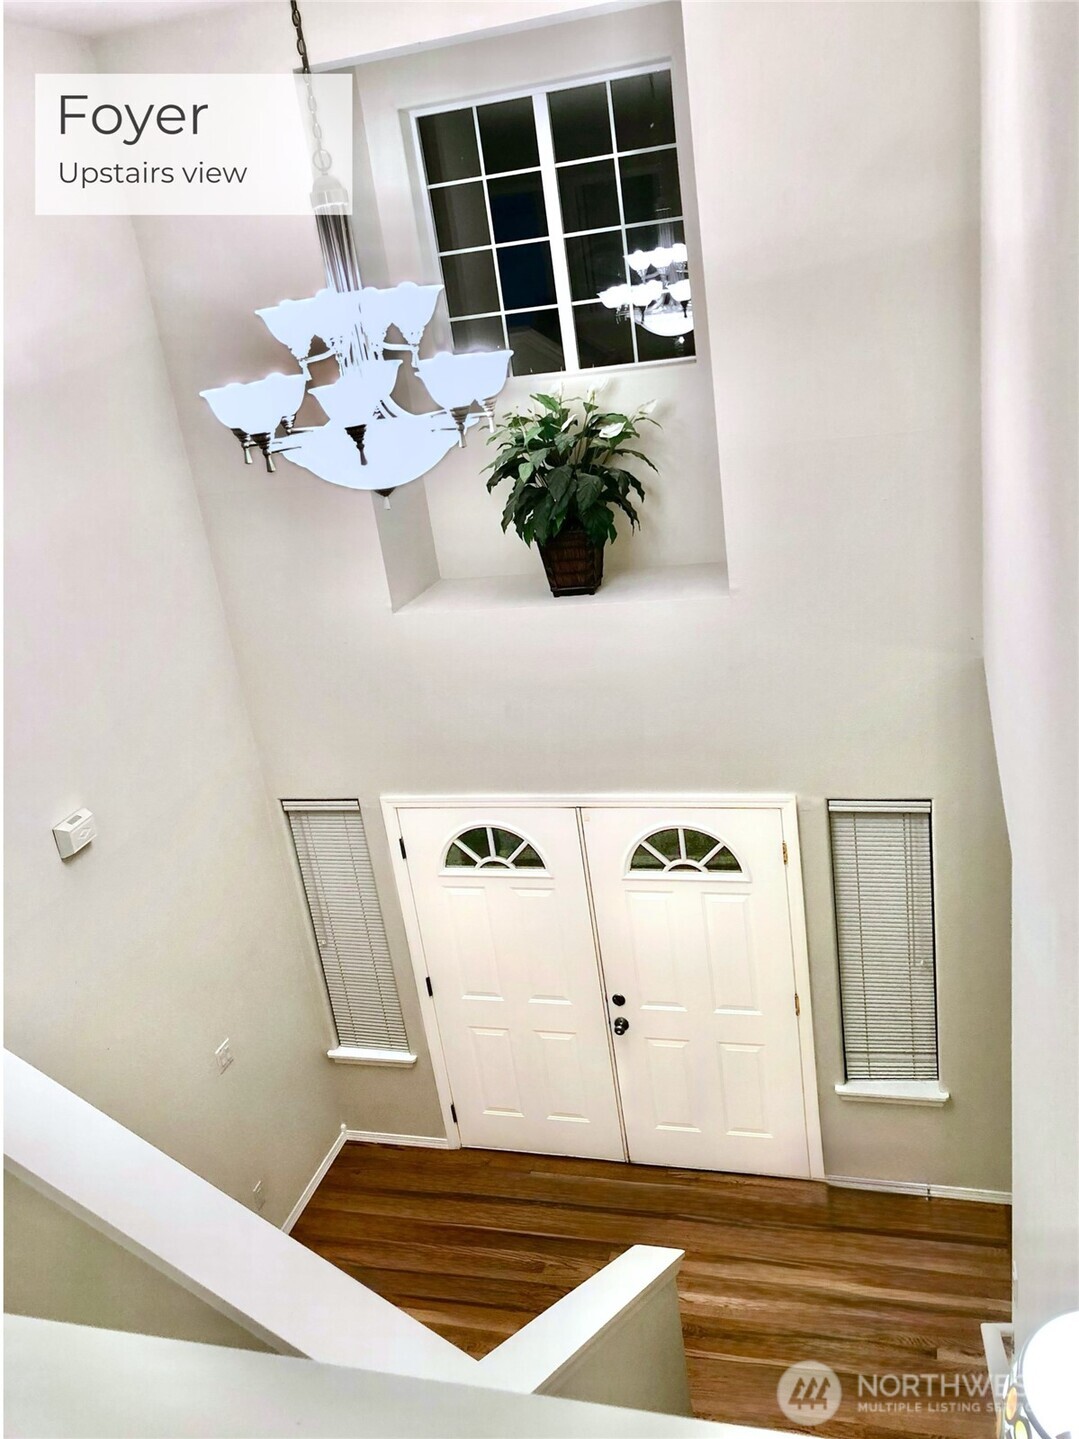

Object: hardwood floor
[291,1145,1010,1439]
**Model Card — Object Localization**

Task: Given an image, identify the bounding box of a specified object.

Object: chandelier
[598,242,693,342]
[200,2,512,496]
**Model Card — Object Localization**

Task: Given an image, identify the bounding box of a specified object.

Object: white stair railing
[4,1049,690,1413]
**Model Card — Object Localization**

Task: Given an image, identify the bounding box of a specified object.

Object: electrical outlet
[252,1180,266,1212]
[214,1038,234,1074]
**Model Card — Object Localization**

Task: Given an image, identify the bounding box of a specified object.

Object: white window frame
[828,800,948,1107]
[409,63,696,379]
[283,799,416,1068]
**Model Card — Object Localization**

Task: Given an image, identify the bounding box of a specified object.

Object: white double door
[397,803,813,1178]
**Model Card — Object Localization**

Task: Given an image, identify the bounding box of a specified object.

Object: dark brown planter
[538,523,605,596]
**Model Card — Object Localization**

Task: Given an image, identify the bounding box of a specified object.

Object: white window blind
[828,802,939,1081]
[283,801,409,1054]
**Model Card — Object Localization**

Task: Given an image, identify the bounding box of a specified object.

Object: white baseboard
[282,1124,347,1233]
[827,1174,1011,1204]
[344,1129,451,1149]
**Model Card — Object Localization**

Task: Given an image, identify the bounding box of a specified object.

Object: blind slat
[829,806,939,1082]
[286,806,409,1053]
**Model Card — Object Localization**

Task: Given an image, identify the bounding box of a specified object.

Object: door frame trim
[381,793,825,1179]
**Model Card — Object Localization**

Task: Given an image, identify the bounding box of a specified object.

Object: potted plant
[485,390,659,596]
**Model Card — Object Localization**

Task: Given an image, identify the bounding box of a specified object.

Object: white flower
[599,421,626,439]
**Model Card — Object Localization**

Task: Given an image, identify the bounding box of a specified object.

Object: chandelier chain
[289,0,332,176]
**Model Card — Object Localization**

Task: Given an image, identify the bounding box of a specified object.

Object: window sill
[327,1047,417,1067]
[834,1080,950,1107]
[395,562,729,615]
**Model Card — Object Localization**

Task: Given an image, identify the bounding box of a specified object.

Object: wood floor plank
[291,1145,1008,1439]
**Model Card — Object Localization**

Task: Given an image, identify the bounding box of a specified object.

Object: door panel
[583,806,811,1177]
[398,807,624,1160]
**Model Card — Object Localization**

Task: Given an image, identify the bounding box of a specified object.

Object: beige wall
[981,1,1078,1335]
[3,13,343,1295]
[21,0,1011,1192]
[4,1177,267,1352]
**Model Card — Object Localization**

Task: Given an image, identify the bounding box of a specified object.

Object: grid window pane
[507,309,564,375]
[441,250,500,318]
[478,97,540,174]
[488,171,548,243]
[611,71,676,152]
[547,83,612,162]
[419,68,690,378]
[565,229,626,301]
[430,181,490,252]
[636,323,695,363]
[573,303,634,368]
[618,149,682,226]
[451,315,506,353]
[497,241,556,310]
[625,218,686,254]
[557,159,620,234]
[418,109,480,184]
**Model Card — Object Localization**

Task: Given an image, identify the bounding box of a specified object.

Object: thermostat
[53,808,96,859]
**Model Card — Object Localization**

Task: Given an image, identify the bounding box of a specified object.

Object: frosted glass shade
[630,280,664,309]
[641,303,693,338]
[311,289,365,355]
[387,282,443,345]
[309,361,402,425]
[667,279,692,305]
[357,286,397,351]
[255,296,325,360]
[599,283,633,310]
[416,350,513,410]
[280,412,459,491]
[200,373,307,435]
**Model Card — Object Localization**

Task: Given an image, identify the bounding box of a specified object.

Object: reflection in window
[415,67,691,375]
[630,827,742,874]
[446,826,546,870]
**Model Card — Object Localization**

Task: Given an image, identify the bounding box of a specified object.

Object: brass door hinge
[794,993,801,1017]
[782,841,789,864]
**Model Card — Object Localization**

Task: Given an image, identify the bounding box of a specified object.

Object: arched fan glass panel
[630,826,741,874]
[445,826,546,870]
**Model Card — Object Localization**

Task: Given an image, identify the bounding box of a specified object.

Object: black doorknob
[611,993,626,1007]
[613,1017,630,1035]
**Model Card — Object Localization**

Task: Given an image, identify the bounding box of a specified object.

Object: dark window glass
[477,97,540,174]
[684,828,719,861]
[418,109,480,184]
[440,250,499,317]
[430,181,490,252]
[497,241,556,310]
[451,314,506,353]
[573,303,634,369]
[610,71,676,152]
[624,218,686,253]
[636,323,695,363]
[507,310,564,376]
[488,172,548,243]
[618,149,682,226]
[557,159,620,234]
[547,83,611,162]
[565,229,627,302]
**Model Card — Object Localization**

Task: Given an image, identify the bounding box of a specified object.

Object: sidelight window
[829,801,940,1083]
